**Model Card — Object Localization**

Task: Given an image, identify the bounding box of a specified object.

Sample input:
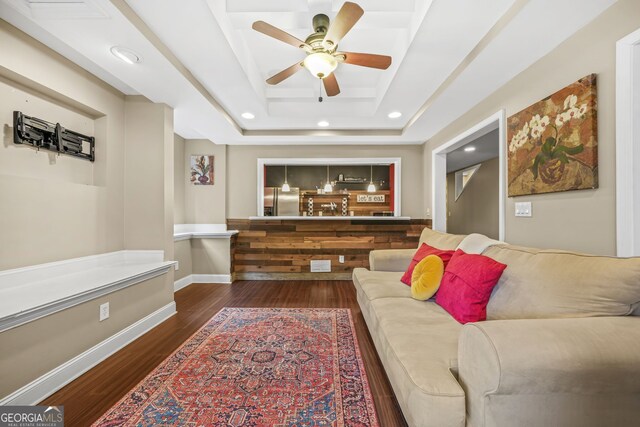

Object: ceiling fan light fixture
[303,52,338,79]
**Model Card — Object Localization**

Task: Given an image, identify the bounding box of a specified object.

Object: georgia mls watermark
[0,406,63,427]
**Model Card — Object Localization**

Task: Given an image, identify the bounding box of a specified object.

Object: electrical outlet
[175,261,179,271]
[339,255,345,264]
[99,302,110,321]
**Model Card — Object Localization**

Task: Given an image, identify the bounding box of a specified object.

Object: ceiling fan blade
[323,73,341,97]
[339,52,392,69]
[252,21,310,51]
[266,62,304,85]
[323,2,364,49]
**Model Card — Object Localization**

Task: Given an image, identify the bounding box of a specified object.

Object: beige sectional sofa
[352,228,640,427]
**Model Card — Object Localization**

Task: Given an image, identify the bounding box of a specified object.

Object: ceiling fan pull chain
[319,79,323,103]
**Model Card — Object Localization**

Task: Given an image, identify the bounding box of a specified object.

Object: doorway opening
[432,111,506,241]
[446,129,500,239]
[616,28,640,257]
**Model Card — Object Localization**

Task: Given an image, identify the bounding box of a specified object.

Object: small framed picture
[190,155,214,185]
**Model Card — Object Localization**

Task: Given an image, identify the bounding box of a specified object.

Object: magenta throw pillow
[435,249,507,323]
[401,243,455,286]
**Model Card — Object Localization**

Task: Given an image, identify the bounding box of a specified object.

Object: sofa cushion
[419,227,465,250]
[484,245,640,319]
[368,298,465,426]
[352,268,410,301]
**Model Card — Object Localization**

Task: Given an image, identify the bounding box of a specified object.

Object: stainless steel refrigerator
[264,187,300,216]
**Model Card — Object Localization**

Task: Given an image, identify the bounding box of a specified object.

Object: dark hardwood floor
[42,281,408,427]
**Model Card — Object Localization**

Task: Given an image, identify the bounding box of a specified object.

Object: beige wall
[123,97,175,299]
[184,139,227,223]
[0,21,177,399]
[174,239,193,281]
[424,0,640,255]
[174,135,186,224]
[174,139,230,283]
[447,157,500,239]
[227,145,424,218]
[0,20,125,270]
[0,275,172,399]
[191,239,231,275]
[174,238,230,280]
[123,98,174,254]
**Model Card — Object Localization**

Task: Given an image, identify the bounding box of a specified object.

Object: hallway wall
[446,157,500,239]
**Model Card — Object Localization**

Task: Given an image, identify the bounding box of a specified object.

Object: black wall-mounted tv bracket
[13,111,95,162]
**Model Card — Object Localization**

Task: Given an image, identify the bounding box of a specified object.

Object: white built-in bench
[0,251,176,333]
[173,224,239,241]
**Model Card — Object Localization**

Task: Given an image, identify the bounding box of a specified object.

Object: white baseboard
[0,301,177,406]
[173,274,232,291]
[173,275,193,292]
[193,274,233,284]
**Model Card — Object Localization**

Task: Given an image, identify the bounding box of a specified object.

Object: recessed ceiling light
[241,112,255,120]
[464,146,476,152]
[388,111,402,119]
[110,46,141,64]
[317,120,329,127]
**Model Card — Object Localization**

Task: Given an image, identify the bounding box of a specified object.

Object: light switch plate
[310,260,331,272]
[339,255,345,264]
[515,202,532,217]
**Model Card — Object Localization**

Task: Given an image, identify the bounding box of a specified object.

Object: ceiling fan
[252,1,392,97]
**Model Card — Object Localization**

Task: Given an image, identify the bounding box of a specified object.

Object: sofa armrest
[368,249,415,272]
[459,317,640,425]
[458,316,640,427]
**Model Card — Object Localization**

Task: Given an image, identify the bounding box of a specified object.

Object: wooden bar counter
[227,218,431,280]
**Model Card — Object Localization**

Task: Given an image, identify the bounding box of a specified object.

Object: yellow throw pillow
[411,254,445,301]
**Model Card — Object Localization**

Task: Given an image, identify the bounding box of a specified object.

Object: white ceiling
[0,0,618,145]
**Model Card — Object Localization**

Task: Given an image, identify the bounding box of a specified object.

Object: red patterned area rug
[93,308,379,426]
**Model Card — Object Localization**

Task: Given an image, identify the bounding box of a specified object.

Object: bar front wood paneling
[228,219,431,280]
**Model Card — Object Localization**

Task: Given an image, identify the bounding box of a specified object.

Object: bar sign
[357,194,385,203]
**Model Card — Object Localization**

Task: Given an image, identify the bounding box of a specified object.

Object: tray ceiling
[0,0,618,144]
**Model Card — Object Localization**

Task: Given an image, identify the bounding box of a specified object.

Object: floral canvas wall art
[191,155,214,185]
[507,74,598,196]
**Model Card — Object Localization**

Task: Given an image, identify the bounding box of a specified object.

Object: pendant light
[367,165,376,192]
[323,165,333,193]
[281,164,290,192]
